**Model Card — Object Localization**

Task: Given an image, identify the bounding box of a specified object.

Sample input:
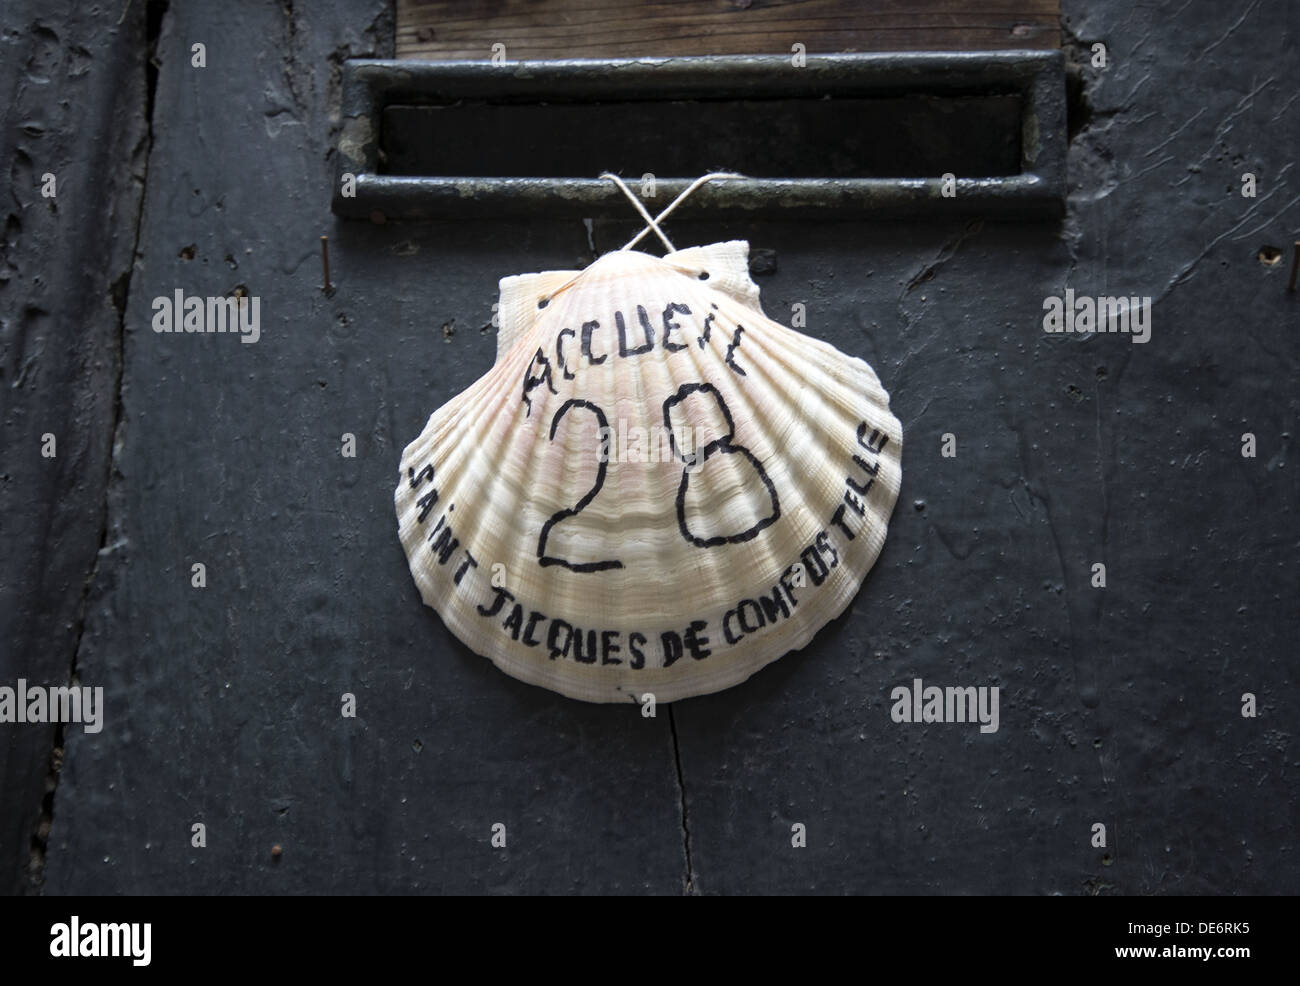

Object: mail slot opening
[332,55,1066,219]
[379,94,1024,180]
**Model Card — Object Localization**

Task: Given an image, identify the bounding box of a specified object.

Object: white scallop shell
[396,240,902,703]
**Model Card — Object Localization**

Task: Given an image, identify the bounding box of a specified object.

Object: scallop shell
[395,240,902,703]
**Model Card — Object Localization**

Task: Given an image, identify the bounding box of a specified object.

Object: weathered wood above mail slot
[396,0,1060,60]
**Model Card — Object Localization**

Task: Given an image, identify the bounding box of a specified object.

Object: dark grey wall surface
[0,1,147,895]
[1,0,1295,894]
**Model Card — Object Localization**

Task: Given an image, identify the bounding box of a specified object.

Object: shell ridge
[496,269,581,362]
[640,289,731,640]
[672,298,792,554]
[655,283,826,632]
[397,333,553,584]
[685,300,861,555]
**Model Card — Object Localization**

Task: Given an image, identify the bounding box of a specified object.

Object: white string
[539,171,747,307]
[618,171,747,251]
[599,172,676,253]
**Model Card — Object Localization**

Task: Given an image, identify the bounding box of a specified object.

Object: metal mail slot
[332,51,1066,221]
